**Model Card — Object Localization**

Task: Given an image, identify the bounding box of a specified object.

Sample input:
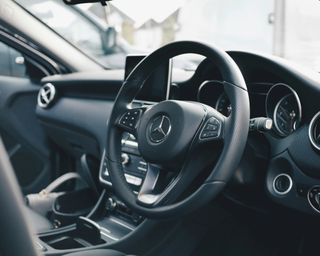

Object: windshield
[15,0,320,71]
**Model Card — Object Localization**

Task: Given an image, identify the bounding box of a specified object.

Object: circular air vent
[309,111,320,151]
[273,173,293,195]
[37,83,56,108]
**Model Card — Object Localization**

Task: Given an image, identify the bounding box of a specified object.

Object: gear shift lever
[76,216,101,242]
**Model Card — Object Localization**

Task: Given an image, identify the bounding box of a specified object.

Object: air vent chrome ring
[273,173,293,195]
[38,83,56,108]
[309,111,320,151]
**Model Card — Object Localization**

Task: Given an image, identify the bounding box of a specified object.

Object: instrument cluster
[197,81,302,137]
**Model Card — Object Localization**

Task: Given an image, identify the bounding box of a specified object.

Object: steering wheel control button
[119,109,142,130]
[205,123,219,131]
[138,161,147,173]
[121,153,130,166]
[200,117,222,140]
[308,186,320,213]
[273,174,293,195]
[125,173,142,186]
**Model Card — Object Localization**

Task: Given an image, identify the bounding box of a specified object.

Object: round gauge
[273,93,301,137]
[266,83,302,137]
[215,93,231,116]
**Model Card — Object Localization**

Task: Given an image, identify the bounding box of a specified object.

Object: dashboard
[35,51,320,218]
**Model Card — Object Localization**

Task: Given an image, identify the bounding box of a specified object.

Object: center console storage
[38,210,137,253]
[40,217,106,250]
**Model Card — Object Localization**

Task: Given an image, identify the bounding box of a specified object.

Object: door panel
[0,74,52,194]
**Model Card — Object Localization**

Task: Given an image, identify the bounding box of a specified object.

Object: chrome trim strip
[109,217,134,231]
[99,226,111,234]
[266,83,302,137]
[307,186,320,214]
[137,167,147,172]
[79,216,101,230]
[121,139,138,149]
[38,83,56,108]
[309,111,320,151]
[100,231,119,241]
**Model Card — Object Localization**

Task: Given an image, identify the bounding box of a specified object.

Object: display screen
[124,55,171,102]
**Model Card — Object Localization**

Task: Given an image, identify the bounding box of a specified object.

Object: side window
[17,0,105,57]
[0,41,26,78]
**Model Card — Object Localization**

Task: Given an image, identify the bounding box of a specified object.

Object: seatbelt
[43,172,82,194]
[25,172,84,216]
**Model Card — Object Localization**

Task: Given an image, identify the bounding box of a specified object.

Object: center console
[35,55,172,255]
[99,133,147,224]
[100,134,147,193]
[99,54,172,222]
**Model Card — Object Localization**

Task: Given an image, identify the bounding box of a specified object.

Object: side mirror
[101,27,117,52]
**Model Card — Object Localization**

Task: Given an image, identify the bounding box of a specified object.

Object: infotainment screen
[124,55,171,103]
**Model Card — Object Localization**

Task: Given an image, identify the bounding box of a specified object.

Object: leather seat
[24,206,53,233]
[64,249,128,256]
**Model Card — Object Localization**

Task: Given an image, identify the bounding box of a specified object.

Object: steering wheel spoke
[136,143,216,207]
[137,164,161,205]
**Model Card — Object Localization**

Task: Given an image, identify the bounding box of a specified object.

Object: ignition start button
[273,173,293,195]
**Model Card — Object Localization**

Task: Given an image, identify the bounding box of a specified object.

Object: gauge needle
[289,111,296,131]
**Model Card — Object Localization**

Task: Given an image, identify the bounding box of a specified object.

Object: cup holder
[52,188,98,226]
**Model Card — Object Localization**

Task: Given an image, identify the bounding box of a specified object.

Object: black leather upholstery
[24,206,53,233]
[64,249,127,256]
[0,138,39,255]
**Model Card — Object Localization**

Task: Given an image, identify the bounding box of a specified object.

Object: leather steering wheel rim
[105,41,250,218]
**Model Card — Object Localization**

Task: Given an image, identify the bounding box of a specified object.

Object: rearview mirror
[101,27,117,52]
[63,0,110,5]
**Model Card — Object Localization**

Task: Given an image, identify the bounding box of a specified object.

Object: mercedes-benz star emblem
[149,115,171,144]
[38,83,56,108]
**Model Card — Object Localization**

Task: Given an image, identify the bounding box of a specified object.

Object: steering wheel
[105,41,250,218]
